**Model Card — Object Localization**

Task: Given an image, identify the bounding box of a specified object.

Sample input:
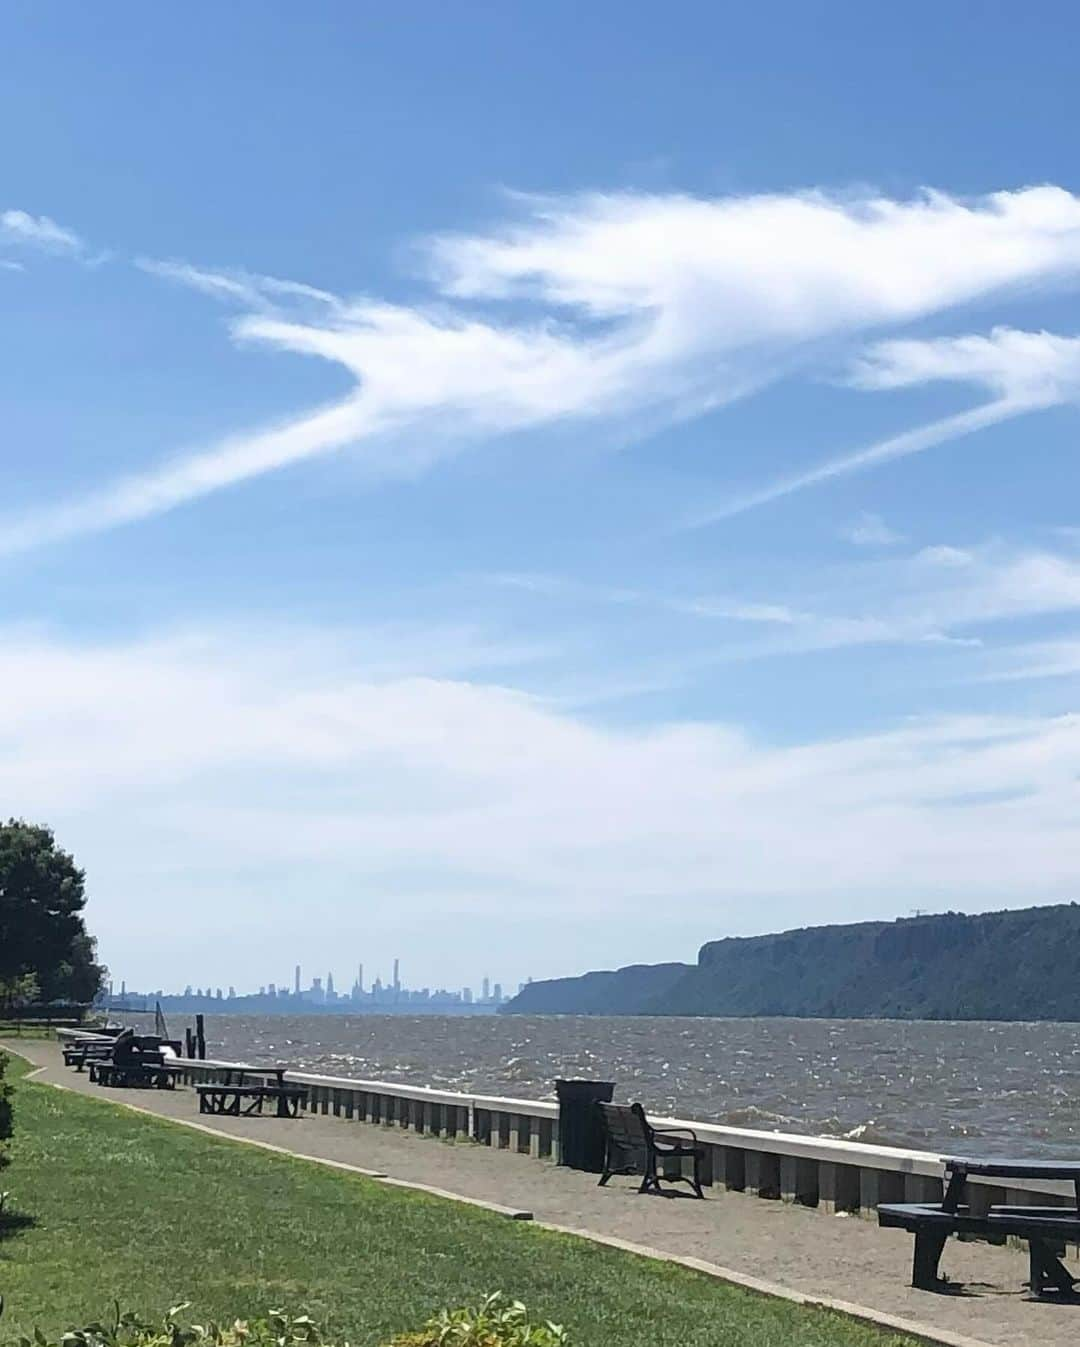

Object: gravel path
[9,1040,1080,1347]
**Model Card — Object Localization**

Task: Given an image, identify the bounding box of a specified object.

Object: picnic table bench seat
[597,1101,706,1197]
[879,1157,1080,1298]
[64,1042,114,1070]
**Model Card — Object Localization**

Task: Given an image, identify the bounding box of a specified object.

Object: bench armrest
[651,1125,699,1143]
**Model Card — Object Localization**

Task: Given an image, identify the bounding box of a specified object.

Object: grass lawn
[0,1054,919,1347]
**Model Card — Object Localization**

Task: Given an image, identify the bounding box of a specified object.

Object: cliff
[507,962,691,1015]
[503,903,1080,1020]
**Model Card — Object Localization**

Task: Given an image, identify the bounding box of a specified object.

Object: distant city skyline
[102,961,529,1013]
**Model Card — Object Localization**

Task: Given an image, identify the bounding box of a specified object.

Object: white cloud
[5,622,1080,985]
[0,259,25,273]
[1,208,83,254]
[916,544,974,568]
[976,637,1080,683]
[430,186,1080,328]
[11,185,1080,553]
[692,325,1080,526]
[135,258,343,311]
[850,327,1080,405]
[0,398,375,556]
[798,542,1080,650]
[844,512,904,546]
[815,542,1080,648]
[496,538,1080,668]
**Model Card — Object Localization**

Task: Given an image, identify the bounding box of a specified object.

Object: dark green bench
[597,1101,706,1197]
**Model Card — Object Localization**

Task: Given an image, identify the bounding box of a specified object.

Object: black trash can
[555,1078,615,1172]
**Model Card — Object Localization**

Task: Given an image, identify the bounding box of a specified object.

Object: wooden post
[195,1014,206,1060]
[185,1027,195,1058]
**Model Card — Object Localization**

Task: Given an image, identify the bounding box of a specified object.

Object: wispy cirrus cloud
[491,536,1080,670]
[692,327,1080,526]
[10,185,1080,554]
[0,398,375,557]
[687,398,1023,526]
[1,207,84,254]
[844,512,905,546]
[135,257,344,312]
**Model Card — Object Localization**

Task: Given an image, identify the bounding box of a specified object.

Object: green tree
[0,820,104,1007]
[0,972,39,1014]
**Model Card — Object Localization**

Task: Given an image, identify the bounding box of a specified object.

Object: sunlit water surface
[131,1012,1080,1157]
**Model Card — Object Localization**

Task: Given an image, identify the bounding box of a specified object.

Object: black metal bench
[879,1157,1080,1296]
[195,1082,308,1118]
[597,1101,706,1197]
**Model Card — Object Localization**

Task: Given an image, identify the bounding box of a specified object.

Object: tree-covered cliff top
[503,904,1080,1021]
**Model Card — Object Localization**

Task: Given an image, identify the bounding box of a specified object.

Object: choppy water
[134,1013,1080,1157]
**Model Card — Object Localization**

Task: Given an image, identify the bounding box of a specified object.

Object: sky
[5,2,1080,997]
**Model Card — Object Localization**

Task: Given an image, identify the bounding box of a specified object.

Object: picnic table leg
[941,1170,965,1213]
[911,1229,948,1290]
[1027,1238,1077,1299]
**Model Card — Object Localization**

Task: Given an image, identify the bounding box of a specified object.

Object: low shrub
[0,1297,568,1347]
[0,1051,12,1173]
[390,1294,568,1347]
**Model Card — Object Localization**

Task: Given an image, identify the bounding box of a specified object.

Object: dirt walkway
[9,1039,1080,1347]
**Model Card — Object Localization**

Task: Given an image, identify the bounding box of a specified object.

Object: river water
[137,1012,1080,1157]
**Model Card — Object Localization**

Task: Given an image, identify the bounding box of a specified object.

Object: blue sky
[6,3,1080,996]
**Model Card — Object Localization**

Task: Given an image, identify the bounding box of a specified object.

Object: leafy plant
[2,1306,323,1347]
[389,1294,569,1347]
[0,1299,568,1347]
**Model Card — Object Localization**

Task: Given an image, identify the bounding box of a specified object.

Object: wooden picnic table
[196,1065,305,1119]
[944,1157,1080,1209]
[880,1155,1080,1297]
[89,1058,177,1089]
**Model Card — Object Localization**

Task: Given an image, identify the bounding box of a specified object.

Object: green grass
[0,1053,919,1347]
